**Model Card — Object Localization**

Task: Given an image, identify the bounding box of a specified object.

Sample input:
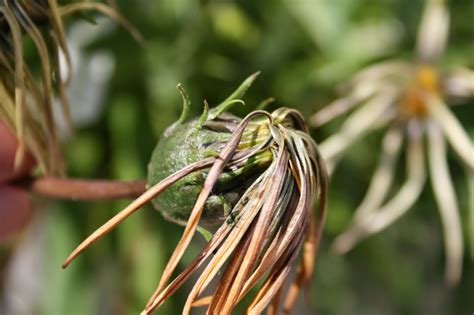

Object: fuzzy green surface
[147,118,233,225]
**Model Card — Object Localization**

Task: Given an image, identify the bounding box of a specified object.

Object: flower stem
[23,177,147,200]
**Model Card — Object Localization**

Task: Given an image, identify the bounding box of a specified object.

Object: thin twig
[23,176,147,200]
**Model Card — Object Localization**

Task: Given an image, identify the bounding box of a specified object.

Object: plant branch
[21,176,147,201]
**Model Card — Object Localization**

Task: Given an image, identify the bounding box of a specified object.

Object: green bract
[147,74,272,226]
[148,113,271,225]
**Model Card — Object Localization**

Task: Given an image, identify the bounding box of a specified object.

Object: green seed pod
[148,76,272,226]
[147,113,271,226]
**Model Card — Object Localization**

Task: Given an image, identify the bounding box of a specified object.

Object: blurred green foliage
[2,0,473,314]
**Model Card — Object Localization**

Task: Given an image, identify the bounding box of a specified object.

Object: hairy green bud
[148,112,271,225]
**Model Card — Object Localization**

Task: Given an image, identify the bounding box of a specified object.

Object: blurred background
[1,0,473,314]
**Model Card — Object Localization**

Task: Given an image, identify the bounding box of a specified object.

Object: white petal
[427,121,463,285]
[366,122,426,233]
[427,95,474,170]
[332,122,426,253]
[312,75,393,127]
[319,89,397,167]
[311,97,359,127]
[443,67,474,100]
[416,0,450,62]
[354,126,404,222]
[468,169,474,262]
[349,60,411,87]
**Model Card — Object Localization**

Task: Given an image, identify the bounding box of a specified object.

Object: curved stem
[23,177,147,200]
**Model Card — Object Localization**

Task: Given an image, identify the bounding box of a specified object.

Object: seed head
[63,74,328,314]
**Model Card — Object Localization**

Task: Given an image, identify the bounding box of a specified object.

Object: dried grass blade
[218,148,289,313]
[175,171,272,315]
[13,2,63,174]
[179,180,269,315]
[208,222,256,314]
[51,37,73,133]
[267,285,283,315]
[59,3,145,46]
[0,6,26,169]
[247,230,305,315]
[62,157,215,268]
[48,0,72,83]
[145,223,233,311]
[145,111,271,314]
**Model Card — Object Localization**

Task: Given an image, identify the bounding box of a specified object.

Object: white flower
[312,0,473,285]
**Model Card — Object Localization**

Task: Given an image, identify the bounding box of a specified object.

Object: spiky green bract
[147,113,271,226]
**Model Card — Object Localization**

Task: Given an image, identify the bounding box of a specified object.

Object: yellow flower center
[401,64,440,117]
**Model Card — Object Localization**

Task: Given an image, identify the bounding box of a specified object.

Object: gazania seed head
[148,110,272,226]
[63,73,328,315]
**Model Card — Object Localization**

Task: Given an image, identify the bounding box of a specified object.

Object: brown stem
[22,177,147,200]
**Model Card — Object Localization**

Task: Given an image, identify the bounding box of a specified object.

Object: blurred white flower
[312,0,473,285]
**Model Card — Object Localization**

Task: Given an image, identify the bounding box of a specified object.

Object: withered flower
[312,0,473,285]
[62,74,328,314]
[0,0,142,175]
